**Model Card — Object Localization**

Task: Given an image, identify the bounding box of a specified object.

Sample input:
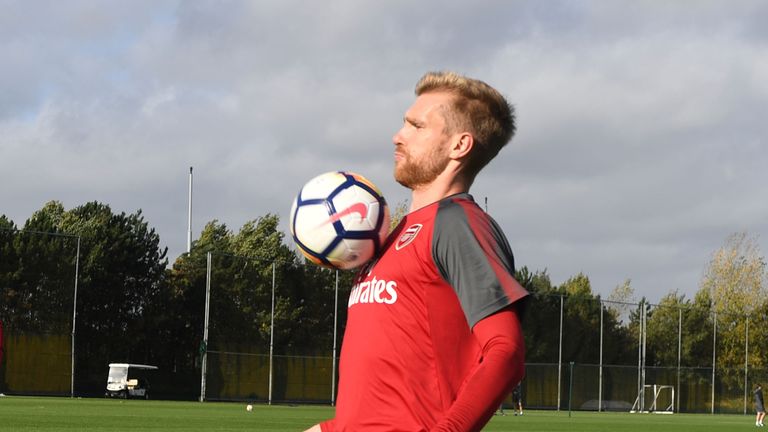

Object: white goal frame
[630,384,675,414]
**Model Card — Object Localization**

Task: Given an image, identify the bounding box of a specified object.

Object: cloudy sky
[2,0,767,303]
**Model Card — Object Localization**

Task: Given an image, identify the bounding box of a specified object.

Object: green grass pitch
[0,396,754,431]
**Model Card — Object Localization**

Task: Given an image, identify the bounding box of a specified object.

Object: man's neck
[408,172,472,212]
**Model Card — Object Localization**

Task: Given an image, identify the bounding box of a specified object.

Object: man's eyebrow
[404,116,424,127]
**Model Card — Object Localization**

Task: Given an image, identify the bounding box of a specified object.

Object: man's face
[392,92,454,189]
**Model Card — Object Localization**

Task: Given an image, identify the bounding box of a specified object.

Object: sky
[1,0,767,303]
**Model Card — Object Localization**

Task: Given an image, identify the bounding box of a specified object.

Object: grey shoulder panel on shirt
[432,197,517,327]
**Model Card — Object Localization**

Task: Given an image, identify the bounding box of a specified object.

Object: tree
[645,291,686,367]
[517,270,634,364]
[164,220,232,370]
[166,214,351,363]
[516,267,560,362]
[59,202,168,386]
[389,199,410,231]
[606,278,635,325]
[700,232,767,371]
[207,215,306,353]
[4,202,75,333]
[560,273,602,363]
[704,233,766,314]
[683,289,715,367]
[0,201,168,392]
[0,216,20,328]
[223,213,355,355]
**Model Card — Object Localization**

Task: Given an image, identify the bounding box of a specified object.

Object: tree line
[1,201,766,393]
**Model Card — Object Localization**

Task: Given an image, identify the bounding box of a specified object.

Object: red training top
[321,193,528,431]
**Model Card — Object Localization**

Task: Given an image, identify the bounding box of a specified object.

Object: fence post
[677,306,682,412]
[641,301,647,411]
[269,262,276,405]
[568,361,574,417]
[637,301,643,411]
[744,316,749,415]
[199,251,212,402]
[711,311,717,414]
[331,270,339,405]
[599,300,603,413]
[558,295,564,411]
[70,236,80,398]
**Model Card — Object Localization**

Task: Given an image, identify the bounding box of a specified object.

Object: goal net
[630,384,675,414]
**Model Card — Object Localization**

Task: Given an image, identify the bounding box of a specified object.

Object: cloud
[1,0,767,303]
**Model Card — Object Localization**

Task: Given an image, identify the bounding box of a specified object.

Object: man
[756,383,765,427]
[511,381,523,416]
[305,71,528,431]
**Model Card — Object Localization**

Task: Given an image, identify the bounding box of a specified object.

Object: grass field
[0,395,756,431]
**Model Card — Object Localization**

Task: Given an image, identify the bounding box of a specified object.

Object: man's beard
[394,144,451,189]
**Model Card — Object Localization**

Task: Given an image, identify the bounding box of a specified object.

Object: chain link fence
[2,230,767,413]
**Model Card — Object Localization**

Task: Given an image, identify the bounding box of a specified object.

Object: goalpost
[630,384,675,414]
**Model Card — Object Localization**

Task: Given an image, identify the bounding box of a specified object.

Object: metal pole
[568,362,574,418]
[70,236,80,398]
[268,262,276,405]
[599,300,603,412]
[637,301,642,411]
[187,167,193,253]
[558,295,564,411]
[677,307,682,412]
[641,302,647,411]
[331,270,339,405]
[199,252,212,402]
[711,312,717,414]
[745,316,749,415]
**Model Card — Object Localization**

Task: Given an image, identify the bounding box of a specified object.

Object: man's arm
[303,419,334,432]
[432,305,525,432]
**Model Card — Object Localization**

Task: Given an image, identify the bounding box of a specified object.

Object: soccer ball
[290,171,390,270]
[246,404,253,412]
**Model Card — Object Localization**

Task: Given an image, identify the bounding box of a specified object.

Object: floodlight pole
[187,167,193,253]
[70,236,80,398]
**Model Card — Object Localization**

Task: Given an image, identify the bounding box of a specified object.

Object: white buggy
[105,363,158,399]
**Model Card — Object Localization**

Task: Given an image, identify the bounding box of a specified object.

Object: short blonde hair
[415,71,515,178]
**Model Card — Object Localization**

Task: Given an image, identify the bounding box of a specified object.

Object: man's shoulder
[433,193,483,224]
[437,192,477,209]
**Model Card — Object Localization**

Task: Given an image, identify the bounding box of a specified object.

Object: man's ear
[450,132,473,160]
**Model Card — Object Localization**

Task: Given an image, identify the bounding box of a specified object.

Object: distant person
[511,381,523,416]
[756,383,765,427]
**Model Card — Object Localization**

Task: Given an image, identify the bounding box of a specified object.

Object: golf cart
[105,363,158,399]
